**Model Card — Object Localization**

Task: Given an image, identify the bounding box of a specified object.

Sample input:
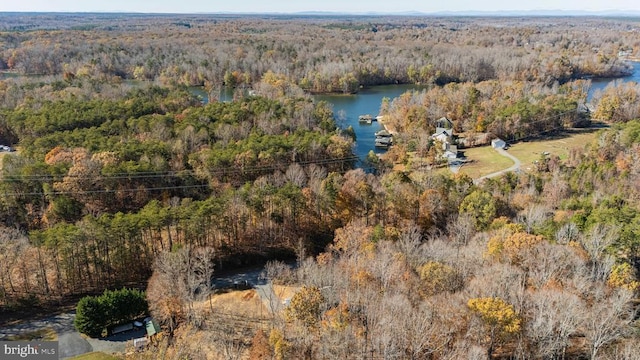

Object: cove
[315,62,640,162]
[314,84,428,161]
[587,61,640,101]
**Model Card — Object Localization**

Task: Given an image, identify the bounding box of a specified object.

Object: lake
[314,85,428,161]
[198,83,432,162]
[3,64,640,161]
[316,62,640,161]
[587,61,640,101]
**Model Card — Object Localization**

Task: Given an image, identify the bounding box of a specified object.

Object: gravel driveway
[474,147,521,183]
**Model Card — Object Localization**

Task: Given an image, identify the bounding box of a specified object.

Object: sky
[1,0,640,14]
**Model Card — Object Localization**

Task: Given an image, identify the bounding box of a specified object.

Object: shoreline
[377,115,398,136]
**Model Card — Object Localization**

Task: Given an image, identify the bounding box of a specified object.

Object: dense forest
[0,14,639,359]
[0,14,635,92]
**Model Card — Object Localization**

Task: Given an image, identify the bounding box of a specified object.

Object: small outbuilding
[491,138,506,149]
[145,318,161,337]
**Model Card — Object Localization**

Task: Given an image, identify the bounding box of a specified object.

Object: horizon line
[1,9,640,16]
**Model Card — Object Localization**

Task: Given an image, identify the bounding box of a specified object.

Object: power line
[0,156,360,182]
[0,156,361,197]
[4,184,212,197]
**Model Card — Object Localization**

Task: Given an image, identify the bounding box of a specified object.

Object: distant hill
[429,9,640,17]
[286,9,640,17]
[2,10,640,17]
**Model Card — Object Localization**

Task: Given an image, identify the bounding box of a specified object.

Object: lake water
[189,86,235,103]
[3,64,640,161]
[315,85,428,160]
[587,61,640,101]
[316,62,640,161]
[195,83,430,161]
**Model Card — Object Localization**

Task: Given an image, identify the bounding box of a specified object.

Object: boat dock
[359,114,373,124]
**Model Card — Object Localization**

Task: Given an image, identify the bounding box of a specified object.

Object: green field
[507,129,601,171]
[458,146,514,179]
[455,128,601,178]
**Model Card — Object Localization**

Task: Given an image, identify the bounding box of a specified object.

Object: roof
[375,137,393,148]
[145,319,161,337]
[433,127,453,137]
[436,117,453,129]
[491,138,506,148]
[443,143,458,159]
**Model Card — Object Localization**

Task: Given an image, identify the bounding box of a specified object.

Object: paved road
[212,266,267,290]
[57,332,93,359]
[448,158,463,174]
[474,148,521,183]
[0,312,76,340]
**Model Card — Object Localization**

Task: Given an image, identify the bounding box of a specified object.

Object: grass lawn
[507,128,601,171]
[458,146,514,179]
[455,128,602,178]
[68,352,121,360]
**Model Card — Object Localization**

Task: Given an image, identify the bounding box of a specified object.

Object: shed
[491,138,506,149]
[134,337,148,351]
[145,318,161,337]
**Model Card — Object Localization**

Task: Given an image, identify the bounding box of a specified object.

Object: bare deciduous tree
[582,287,635,360]
[147,246,215,336]
[526,288,583,359]
[580,224,618,281]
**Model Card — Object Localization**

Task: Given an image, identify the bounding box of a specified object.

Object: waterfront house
[431,117,458,159]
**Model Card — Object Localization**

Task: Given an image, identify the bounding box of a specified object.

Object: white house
[432,127,453,143]
[431,117,458,159]
[491,138,506,149]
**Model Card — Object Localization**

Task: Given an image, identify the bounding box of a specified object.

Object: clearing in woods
[461,127,602,177]
[506,128,602,171]
[458,146,514,179]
